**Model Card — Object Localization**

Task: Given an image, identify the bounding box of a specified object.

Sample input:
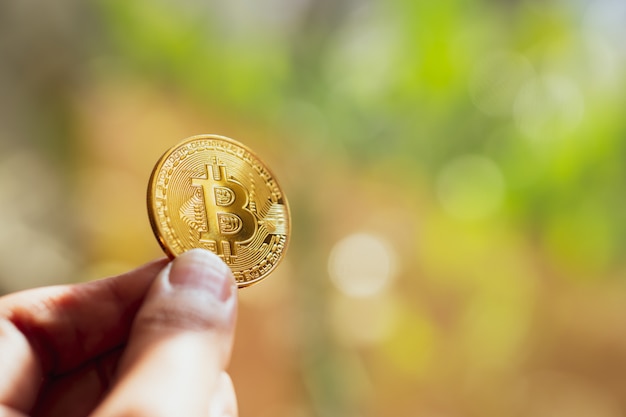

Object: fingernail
[168,249,234,302]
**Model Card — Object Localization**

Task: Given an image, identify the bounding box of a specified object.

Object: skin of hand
[0,249,238,417]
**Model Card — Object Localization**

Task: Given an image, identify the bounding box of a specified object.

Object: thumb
[92,249,238,417]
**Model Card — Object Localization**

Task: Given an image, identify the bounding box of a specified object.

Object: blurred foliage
[94,0,626,275]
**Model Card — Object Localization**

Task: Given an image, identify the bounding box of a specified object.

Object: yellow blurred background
[2,0,626,416]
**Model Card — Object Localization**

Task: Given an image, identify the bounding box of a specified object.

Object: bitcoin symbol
[191,159,257,264]
[148,134,291,287]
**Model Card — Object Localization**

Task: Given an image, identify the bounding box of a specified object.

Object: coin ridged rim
[147,134,291,288]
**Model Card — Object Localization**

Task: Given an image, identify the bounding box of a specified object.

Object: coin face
[147,134,290,287]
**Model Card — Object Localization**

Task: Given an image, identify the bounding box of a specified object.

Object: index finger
[0,258,167,412]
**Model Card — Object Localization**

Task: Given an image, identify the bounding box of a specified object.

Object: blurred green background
[2,0,626,416]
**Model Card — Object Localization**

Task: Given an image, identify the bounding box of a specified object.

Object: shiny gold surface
[147,134,290,287]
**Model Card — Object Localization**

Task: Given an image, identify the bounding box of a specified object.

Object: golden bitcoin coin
[147,134,290,287]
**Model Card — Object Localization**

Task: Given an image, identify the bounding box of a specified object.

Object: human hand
[0,249,238,417]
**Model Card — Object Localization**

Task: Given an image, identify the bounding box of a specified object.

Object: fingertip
[169,249,235,302]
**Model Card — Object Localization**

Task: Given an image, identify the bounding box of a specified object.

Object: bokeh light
[514,74,585,143]
[328,232,396,298]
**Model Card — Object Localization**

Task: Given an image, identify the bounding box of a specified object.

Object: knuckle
[133,302,223,334]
